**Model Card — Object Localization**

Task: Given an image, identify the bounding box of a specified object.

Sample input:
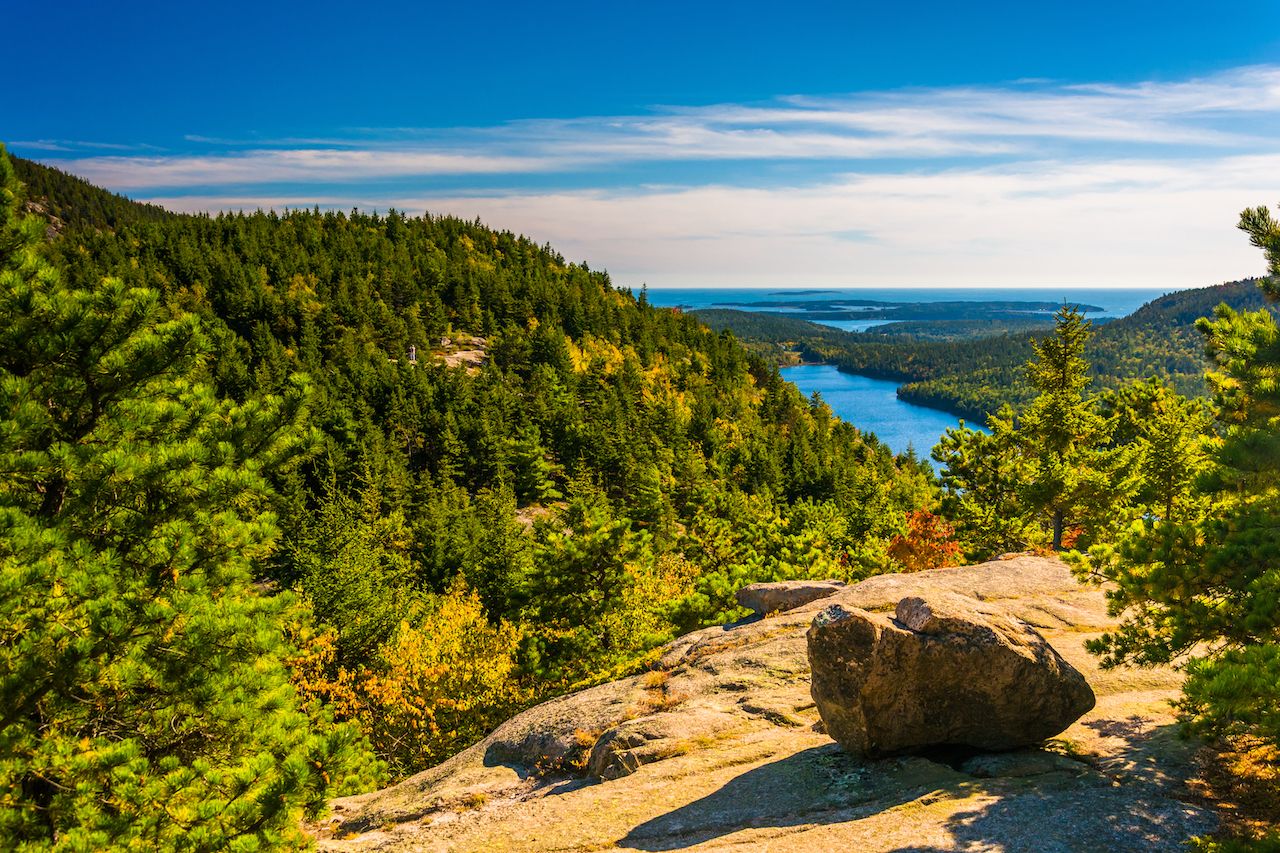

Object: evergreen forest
[0,152,936,848]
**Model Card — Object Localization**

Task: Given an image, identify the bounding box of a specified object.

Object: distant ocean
[642,286,1172,332]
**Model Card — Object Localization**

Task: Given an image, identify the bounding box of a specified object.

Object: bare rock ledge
[735,579,846,617]
[311,556,1214,852]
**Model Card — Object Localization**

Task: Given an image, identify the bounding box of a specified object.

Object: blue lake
[641,286,1172,461]
[782,364,984,460]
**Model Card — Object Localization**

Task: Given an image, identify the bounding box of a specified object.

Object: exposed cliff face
[311,556,1214,852]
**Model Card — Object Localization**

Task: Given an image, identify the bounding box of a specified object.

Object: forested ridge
[11,156,173,233]
[7,151,1280,850]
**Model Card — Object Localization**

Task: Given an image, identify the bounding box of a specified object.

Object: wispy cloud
[59,149,563,188]
[39,65,1280,190]
[144,151,1280,289]
[23,65,1280,287]
[12,139,167,153]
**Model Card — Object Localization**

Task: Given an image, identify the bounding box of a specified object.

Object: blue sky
[8,0,1280,288]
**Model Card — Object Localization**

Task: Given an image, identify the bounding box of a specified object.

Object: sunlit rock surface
[311,556,1214,852]
[808,591,1095,756]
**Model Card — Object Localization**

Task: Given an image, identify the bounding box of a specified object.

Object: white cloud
[142,152,1280,289]
[41,65,1280,190]
[11,139,166,153]
[36,64,1280,287]
[58,148,563,188]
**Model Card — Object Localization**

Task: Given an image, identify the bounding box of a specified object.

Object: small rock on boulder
[737,579,846,617]
[807,592,1095,757]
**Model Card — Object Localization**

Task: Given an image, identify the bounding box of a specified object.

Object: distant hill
[694,308,1059,346]
[695,294,1102,330]
[697,280,1273,422]
[11,154,173,233]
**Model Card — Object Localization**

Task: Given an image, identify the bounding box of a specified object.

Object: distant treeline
[698,281,1273,422]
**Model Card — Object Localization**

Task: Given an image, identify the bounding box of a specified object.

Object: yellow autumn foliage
[566,333,625,374]
[287,581,526,776]
[284,620,363,722]
[353,581,525,773]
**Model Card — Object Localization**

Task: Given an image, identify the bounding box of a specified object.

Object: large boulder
[736,579,845,616]
[808,591,1095,757]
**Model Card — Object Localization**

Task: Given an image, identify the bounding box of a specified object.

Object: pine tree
[1077,205,1280,753]
[1099,378,1210,523]
[935,307,1138,556]
[1017,305,1133,550]
[523,486,653,682]
[933,408,1039,557]
[0,147,374,849]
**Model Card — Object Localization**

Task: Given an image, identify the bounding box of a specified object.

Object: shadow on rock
[881,782,1212,853]
[617,745,941,851]
[882,722,1216,853]
[618,723,1215,852]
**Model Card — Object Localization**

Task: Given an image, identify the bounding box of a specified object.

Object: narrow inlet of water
[781,363,985,460]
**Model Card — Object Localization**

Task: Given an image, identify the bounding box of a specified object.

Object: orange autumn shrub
[888,510,963,573]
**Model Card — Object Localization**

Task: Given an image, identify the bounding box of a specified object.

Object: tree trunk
[1052,509,1064,551]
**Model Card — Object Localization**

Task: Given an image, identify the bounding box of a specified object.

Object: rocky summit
[311,556,1215,852]
[808,591,1095,757]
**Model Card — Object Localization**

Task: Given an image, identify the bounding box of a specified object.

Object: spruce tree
[935,307,1134,556]
[0,147,373,850]
[933,408,1037,558]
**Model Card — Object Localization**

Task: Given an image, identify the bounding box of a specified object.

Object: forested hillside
[2,149,936,833]
[8,146,1280,851]
[12,155,173,233]
[699,281,1272,422]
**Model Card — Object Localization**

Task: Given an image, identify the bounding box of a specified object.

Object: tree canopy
[0,147,375,850]
[1074,204,1280,767]
[3,149,939,795]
